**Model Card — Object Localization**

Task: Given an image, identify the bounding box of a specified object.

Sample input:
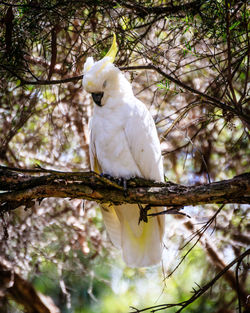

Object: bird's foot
[100,173,128,196]
[100,173,114,181]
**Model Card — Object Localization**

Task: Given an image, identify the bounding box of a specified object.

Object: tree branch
[116,0,203,17]
[7,63,249,126]
[130,248,250,312]
[122,65,250,127]
[0,258,61,313]
[0,167,249,214]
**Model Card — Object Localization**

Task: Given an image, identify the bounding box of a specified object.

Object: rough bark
[0,166,249,214]
[0,258,61,313]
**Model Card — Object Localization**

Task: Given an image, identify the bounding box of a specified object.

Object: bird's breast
[91,113,141,178]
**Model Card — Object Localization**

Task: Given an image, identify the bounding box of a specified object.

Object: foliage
[0,0,249,312]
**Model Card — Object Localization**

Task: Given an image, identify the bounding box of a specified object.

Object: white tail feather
[101,204,121,249]
[101,203,165,267]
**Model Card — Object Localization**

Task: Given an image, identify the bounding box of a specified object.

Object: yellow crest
[96,34,118,74]
[83,34,118,77]
[105,33,118,63]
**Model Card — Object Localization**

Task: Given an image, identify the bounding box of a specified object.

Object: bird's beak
[92,92,104,107]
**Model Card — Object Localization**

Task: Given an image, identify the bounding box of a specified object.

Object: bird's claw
[100,173,113,180]
[100,173,128,196]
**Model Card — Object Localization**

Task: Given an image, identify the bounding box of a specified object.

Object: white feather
[84,57,165,267]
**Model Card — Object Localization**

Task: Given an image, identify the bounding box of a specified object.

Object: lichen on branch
[0,166,249,214]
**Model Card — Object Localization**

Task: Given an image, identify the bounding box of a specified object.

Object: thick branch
[0,258,61,313]
[0,167,249,213]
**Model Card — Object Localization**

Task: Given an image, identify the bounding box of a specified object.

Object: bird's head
[82,34,121,107]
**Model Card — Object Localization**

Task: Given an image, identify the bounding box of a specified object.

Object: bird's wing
[123,98,165,242]
[89,124,121,249]
[124,99,164,182]
[89,134,101,173]
[89,102,165,266]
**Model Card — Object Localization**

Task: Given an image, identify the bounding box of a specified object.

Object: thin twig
[129,248,250,313]
[235,259,242,313]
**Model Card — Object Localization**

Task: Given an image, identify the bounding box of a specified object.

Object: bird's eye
[103,80,107,88]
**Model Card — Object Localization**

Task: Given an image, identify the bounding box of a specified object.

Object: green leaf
[229,21,240,30]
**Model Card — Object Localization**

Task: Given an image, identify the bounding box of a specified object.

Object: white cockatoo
[82,34,165,267]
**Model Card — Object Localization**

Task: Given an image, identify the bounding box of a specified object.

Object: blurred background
[0,0,249,312]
